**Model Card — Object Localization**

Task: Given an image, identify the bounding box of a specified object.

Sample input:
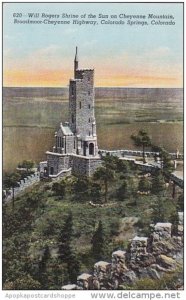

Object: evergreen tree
[152,146,174,174]
[151,196,167,223]
[138,177,151,192]
[151,170,165,195]
[89,182,102,203]
[117,177,136,202]
[38,245,50,288]
[93,166,115,202]
[131,130,152,163]
[117,180,128,201]
[72,176,90,202]
[3,172,21,210]
[177,193,184,211]
[116,160,131,177]
[58,212,79,283]
[91,221,105,260]
[170,210,179,236]
[52,181,66,199]
[18,160,35,172]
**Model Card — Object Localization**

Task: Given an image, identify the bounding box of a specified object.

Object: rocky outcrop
[61,220,183,290]
[152,222,172,241]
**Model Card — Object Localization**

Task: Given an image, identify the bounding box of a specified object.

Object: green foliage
[125,268,183,290]
[3,274,41,290]
[138,177,151,192]
[152,146,174,174]
[151,195,176,224]
[151,170,165,195]
[3,172,21,209]
[52,180,66,199]
[72,176,90,202]
[58,211,80,283]
[18,160,35,171]
[170,210,179,236]
[151,196,167,223]
[38,245,51,287]
[91,221,107,260]
[89,181,102,203]
[177,193,184,211]
[3,161,179,290]
[3,172,21,189]
[93,166,115,202]
[117,180,128,201]
[131,130,152,163]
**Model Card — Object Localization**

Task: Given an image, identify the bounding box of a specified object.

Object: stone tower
[42,47,101,179]
[69,47,98,156]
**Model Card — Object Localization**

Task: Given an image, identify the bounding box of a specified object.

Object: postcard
[2,1,184,297]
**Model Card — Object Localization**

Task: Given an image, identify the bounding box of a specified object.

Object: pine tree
[93,166,114,202]
[151,170,165,195]
[151,196,167,223]
[177,193,184,211]
[131,130,152,163]
[91,221,106,260]
[58,212,79,283]
[38,245,50,287]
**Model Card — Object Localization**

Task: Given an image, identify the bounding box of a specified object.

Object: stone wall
[99,149,183,160]
[4,172,40,202]
[47,153,70,176]
[70,155,102,176]
[62,221,183,290]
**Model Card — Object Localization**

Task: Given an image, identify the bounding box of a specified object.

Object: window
[74,140,76,149]
[88,77,90,82]
[72,114,74,123]
[89,131,91,136]
[88,91,90,95]
[50,167,54,175]
[89,118,91,123]
[71,86,74,96]
[79,102,81,109]
[88,104,91,109]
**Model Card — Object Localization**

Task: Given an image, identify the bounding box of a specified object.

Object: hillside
[3,158,183,290]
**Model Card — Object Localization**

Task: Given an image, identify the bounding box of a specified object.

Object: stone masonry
[42,47,101,178]
[61,221,183,290]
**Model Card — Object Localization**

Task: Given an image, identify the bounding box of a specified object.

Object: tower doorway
[89,143,94,155]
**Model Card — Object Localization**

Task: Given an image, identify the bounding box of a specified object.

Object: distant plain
[3,87,183,171]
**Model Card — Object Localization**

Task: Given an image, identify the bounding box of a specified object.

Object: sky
[3,2,183,88]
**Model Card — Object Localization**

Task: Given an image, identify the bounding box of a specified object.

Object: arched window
[79,102,81,109]
[89,143,94,155]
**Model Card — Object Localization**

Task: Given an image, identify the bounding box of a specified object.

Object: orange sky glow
[4,69,182,88]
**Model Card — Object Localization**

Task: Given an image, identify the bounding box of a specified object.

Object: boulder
[153,223,172,241]
[138,267,160,280]
[61,284,77,290]
[77,273,93,290]
[157,254,176,269]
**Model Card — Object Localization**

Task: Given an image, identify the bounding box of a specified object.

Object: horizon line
[3,86,183,89]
